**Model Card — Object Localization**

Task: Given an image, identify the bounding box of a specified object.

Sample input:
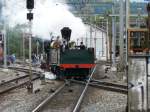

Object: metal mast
[26,0,34,93]
[126,0,130,111]
[112,1,116,67]
[119,0,124,72]
[3,0,7,69]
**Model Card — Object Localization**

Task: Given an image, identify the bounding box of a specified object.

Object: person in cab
[80,42,85,50]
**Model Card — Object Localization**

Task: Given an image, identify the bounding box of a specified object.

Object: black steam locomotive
[43,27,95,79]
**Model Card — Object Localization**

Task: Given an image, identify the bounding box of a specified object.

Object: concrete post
[126,0,130,111]
[22,33,25,63]
[3,0,7,69]
[90,26,92,47]
[106,19,109,61]
[119,0,124,71]
[112,3,116,67]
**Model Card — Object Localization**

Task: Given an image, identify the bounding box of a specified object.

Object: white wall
[76,25,107,60]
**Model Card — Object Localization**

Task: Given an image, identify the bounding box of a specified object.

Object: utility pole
[119,0,124,72]
[36,40,39,56]
[22,33,25,63]
[77,38,79,46]
[126,0,130,111]
[102,32,104,57]
[106,19,109,61]
[3,28,7,69]
[137,8,142,28]
[112,1,116,67]
[126,0,129,63]
[3,0,7,69]
[85,32,88,47]
[94,29,97,59]
[146,3,150,112]
[90,25,92,47]
[42,39,44,55]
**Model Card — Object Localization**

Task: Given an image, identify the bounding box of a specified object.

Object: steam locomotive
[43,27,95,79]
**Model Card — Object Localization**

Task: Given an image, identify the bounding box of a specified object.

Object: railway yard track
[31,66,127,112]
[0,67,41,95]
[7,66,41,73]
[0,64,127,112]
[71,79,127,94]
[31,66,96,112]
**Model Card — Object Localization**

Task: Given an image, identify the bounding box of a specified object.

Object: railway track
[7,66,41,73]
[0,67,41,95]
[71,79,127,94]
[91,79,127,89]
[0,75,40,95]
[32,83,67,112]
[32,66,97,112]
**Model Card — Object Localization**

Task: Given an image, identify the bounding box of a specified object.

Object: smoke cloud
[2,0,86,40]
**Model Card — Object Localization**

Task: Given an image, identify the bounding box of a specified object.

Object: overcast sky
[131,0,149,2]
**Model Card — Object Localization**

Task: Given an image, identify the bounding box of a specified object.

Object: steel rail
[71,80,127,94]
[8,66,40,73]
[0,75,29,86]
[0,69,41,86]
[0,76,39,95]
[89,82,127,94]
[72,66,97,112]
[91,79,127,89]
[32,83,66,112]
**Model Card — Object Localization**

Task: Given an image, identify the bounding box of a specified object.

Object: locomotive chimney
[61,27,72,44]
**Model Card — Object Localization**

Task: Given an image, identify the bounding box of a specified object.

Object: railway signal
[26,0,34,93]
[26,0,34,9]
[27,12,33,21]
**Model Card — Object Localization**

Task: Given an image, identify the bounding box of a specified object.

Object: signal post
[26,0,34,93]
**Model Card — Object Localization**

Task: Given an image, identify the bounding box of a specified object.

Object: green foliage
[6,25,44,59]
[7,26,23,58]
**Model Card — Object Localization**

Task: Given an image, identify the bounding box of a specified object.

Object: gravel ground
[80,87,127,112]
[0,79,63,112]
[80,61,127,112]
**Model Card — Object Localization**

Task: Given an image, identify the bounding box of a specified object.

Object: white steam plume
[2,0,86,40]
